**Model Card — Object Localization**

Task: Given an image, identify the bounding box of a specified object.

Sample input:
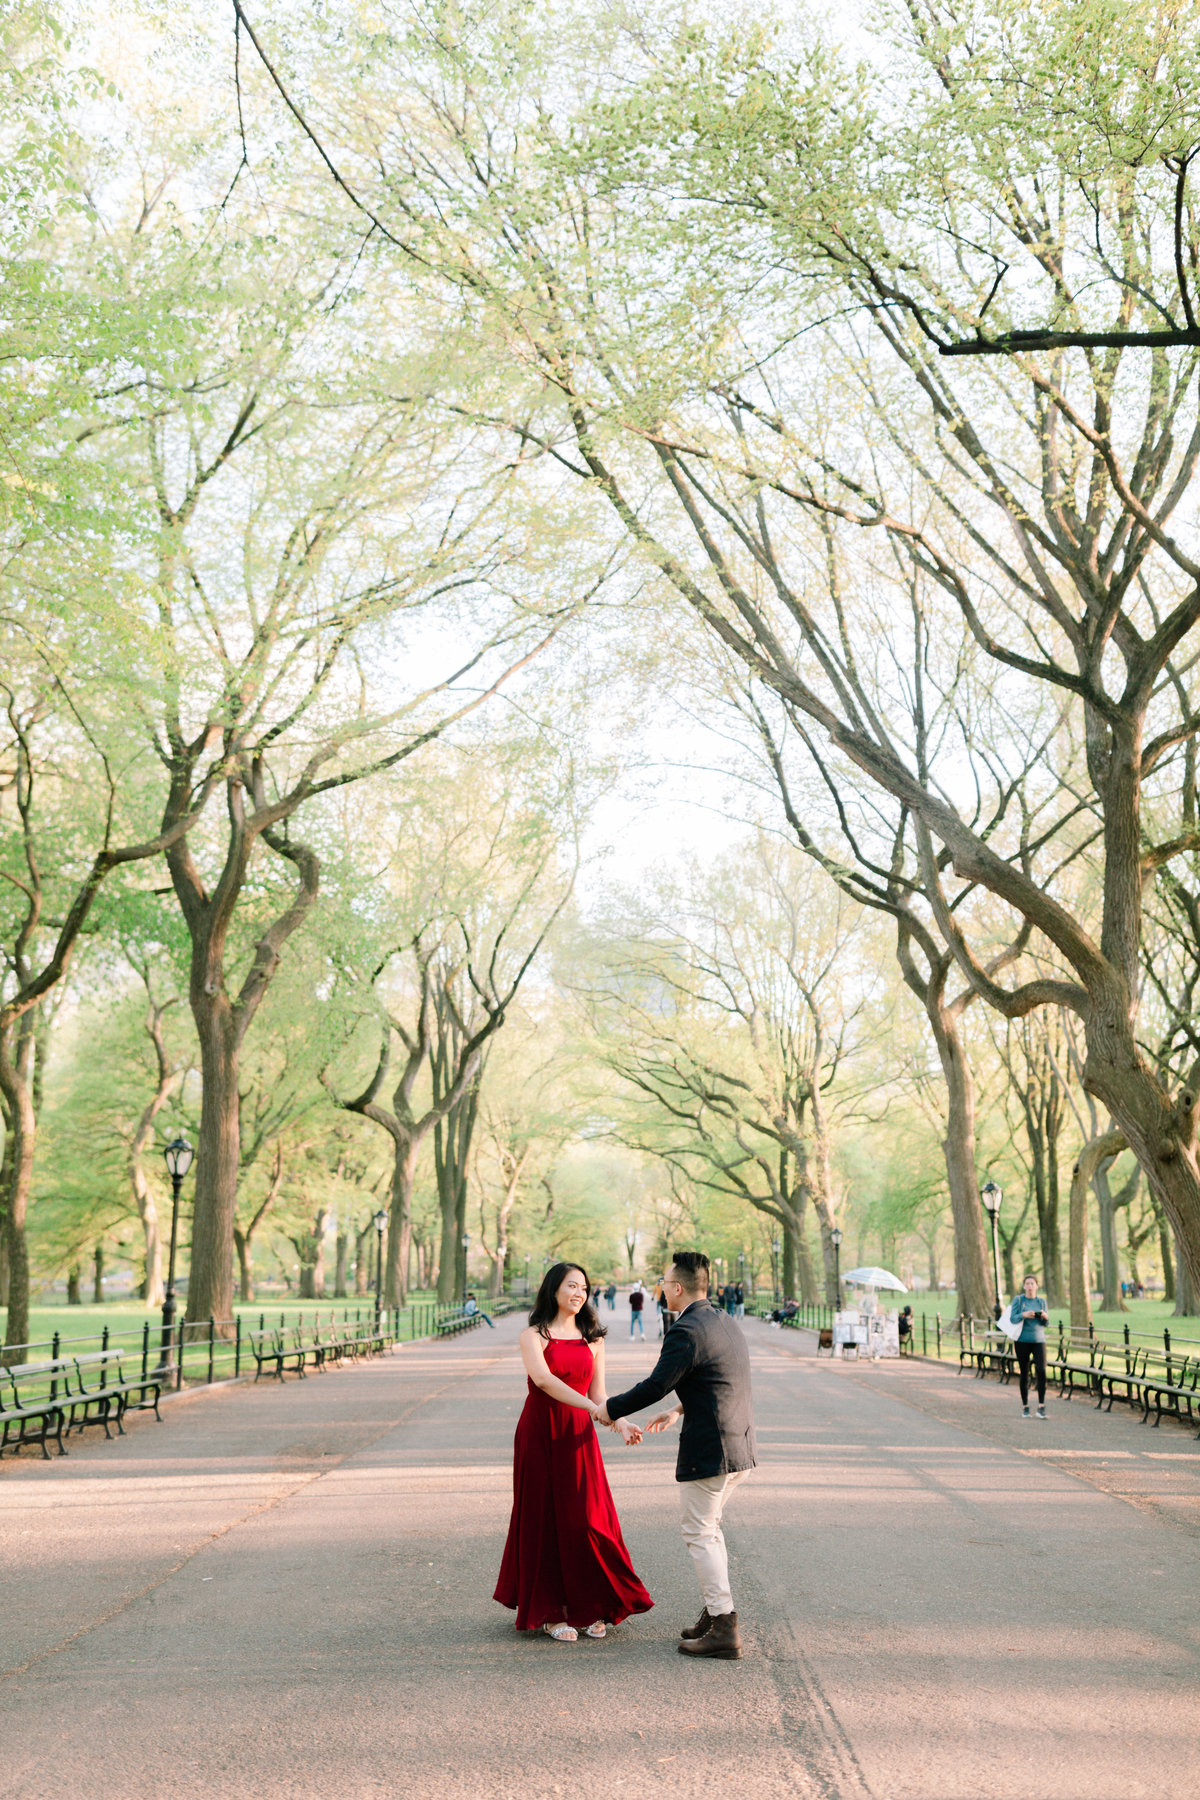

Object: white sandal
[544,1622,577,1642]
[585,1621,607,1639]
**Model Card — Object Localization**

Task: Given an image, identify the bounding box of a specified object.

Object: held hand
[595,1403,612,1427]
[616,1419,642,1445]
[645,1410,678,1434]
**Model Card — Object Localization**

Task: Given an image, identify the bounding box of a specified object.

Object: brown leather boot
[677,1610,741,1659]
[679,1607,713,1641]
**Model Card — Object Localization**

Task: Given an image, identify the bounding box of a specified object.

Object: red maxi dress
[493,1336,653,1632]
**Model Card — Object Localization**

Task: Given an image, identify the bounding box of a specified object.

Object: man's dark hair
[669,1250,710,1294]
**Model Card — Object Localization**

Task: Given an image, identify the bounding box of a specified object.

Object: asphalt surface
[2,1313,1198,1799]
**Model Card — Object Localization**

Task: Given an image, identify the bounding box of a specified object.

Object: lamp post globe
[981,1181,1003,1320]
[157,1136,194,1381]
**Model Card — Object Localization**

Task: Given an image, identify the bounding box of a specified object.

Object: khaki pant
[678,1470,751,1616]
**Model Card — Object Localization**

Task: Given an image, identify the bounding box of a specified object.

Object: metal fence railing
[755,1305,1200,1366]
[942,1313,1200,1369]
[0,1300,471,1387]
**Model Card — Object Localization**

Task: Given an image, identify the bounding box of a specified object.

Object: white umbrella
[841,1266,907,1292]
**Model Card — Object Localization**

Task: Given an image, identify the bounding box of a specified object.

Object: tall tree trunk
[188,999,240,1329]
[169,801,320,1336]
[1042,1092,1066,1306]
[233,1227,254,1303]
[67,1266,81,1304]
[310,1209,329,1298]
[781,1218,798,1302]
[999,1227,1016,1299]
[1160,1214,1176,1302]
[807,1083,841,1307]
[355,1222,372,1295]
[0,1104,12,1309]
[437,1178,460,1305]
[0,1014,37,1354]
[1068,1132,1124,1330]
[385,1140,417,1308]
[92,1243,104,1305]
[790,1186,819,1304]
[931,1011,991,1320]
[135,1188,163,1306]
[1082,1018,1200,1299]
[434,1072,481,1303]
[334,1232,348,1297]
[1174,1225,1197,1316]
[1093,1161,1127,1312]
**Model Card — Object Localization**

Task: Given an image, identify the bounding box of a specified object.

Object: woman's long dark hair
[528,1261,607,1343]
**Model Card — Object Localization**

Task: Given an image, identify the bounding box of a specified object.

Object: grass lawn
[1,1292,442,1358]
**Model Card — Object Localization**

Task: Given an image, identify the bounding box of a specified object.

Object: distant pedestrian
[1008,1275,1049,1419]
[898,1305,913,1354]
[629,1282,646,1338]
[734,1282,745,1319]
[605,1282,617,1311]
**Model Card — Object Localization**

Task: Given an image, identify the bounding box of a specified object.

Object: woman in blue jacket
[1009,1274,1049,1419]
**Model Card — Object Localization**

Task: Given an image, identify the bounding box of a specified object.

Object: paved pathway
[2,1316,1199,1799]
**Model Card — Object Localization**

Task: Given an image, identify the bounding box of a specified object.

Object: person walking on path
[494,1262,652,1643]
[605,1281,617,1311]
[600,1251,757,1661]
[629,1281,646,1338]
[1009,1274,1050,1419]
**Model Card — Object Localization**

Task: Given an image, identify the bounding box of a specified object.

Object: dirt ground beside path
[2,1312,1198,1800]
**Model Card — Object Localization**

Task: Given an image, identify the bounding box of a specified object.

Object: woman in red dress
[494,1262,653,1643]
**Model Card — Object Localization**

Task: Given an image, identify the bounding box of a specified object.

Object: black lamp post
[771,1238,781,1303]
[831,1225,843,1310]
[981,1181,1003,1321]
[158,1136,194,1378]
[461,1231,470,1303]
[373,1208,387,1327]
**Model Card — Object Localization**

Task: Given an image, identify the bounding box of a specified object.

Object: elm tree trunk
[188,998,241,1330]
[1093,1163,1127,1314]
[0,1017,37,1354]
[384,1140,416,1308]
[930,1011,991,1321]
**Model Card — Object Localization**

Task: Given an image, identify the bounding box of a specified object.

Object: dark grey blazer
[606,1299,756,1482]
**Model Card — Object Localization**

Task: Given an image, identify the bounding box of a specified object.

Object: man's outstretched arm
[599,1331,694,1424]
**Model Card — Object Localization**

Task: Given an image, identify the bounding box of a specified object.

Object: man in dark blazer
[599,1250,756,1659]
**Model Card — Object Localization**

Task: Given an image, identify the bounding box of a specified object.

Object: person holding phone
[1009,1274,1050,1419]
